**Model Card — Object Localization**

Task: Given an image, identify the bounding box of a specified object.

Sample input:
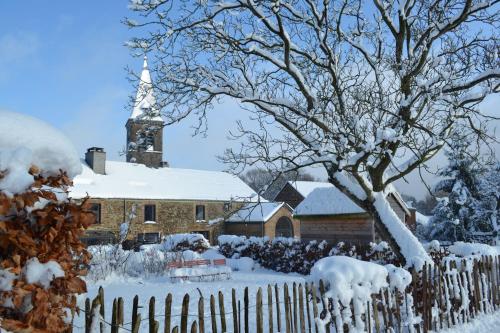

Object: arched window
[275,216,294,238]
[137,132,155,151]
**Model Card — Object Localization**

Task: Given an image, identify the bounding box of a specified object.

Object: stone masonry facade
[85,198,244,244]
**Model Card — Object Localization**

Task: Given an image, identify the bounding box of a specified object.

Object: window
[144,204,156,222]
[223,202,231,212]
[90,203,101,224]
[195,205,205,221]
[137,132,155,151]
[137,232,161,244]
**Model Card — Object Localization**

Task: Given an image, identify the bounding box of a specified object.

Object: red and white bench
[167,258,230,282]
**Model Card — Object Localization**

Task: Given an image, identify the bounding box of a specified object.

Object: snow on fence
[79,255,499,333]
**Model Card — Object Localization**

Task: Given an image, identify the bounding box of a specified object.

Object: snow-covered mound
[0,111,81,194]
[309,256,389,305]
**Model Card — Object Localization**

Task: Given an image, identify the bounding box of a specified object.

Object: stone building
[70,57,259,245]
[224,202,299,239]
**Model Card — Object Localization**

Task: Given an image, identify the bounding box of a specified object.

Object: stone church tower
[126,56,165,168]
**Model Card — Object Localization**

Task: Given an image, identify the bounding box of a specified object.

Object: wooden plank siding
[299,214,375,245]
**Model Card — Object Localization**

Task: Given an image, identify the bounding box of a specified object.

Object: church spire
[129,55,162,121]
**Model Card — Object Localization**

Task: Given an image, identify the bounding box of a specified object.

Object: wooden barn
[294,186,415,245]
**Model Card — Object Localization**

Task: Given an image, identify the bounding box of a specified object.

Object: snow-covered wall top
[0,111,81,195]
[70,160,260,202]
[294,186,365,216]
[226,202,288,223]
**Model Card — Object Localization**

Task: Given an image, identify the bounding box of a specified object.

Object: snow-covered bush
[0,112,91,332]
[162,233,210,252]
[218,235,399,274]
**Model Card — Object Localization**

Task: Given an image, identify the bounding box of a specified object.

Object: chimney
[85,147,106,175]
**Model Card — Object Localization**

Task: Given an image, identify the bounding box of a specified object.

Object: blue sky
[0,1,497,200]
[0,1,244,171]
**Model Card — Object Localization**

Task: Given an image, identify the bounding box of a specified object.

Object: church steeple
[126,55,164,168]
[129,55,162,121]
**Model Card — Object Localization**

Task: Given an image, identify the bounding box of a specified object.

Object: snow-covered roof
[294,187,366,216]
[70,160,259,201]
[289,181,334,198]
[226,202,289,223]
[130,56,162,121]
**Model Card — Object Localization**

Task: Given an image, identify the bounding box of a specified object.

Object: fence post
[191,321,198,333]
[293,283,298,333]
[318,280,330,333]
[371,294,380,333]
[111,298,118,333]
[85,298,91,333]
[149,296,157,333]
[118,297,124,327]
[275,284,282,333]
[256,288,263,333]
[267,285,274,333]
[284,283,291,333]
[304,283,312,333]
[181,294,190,333]
[98,287,105,333]
[244,287,249,333]
[132,295,139,333]
[232,289,238,333]
[132,314,141,333]
[199,295,205,333]
[218,291,227,332]
[165,293,172,333]
[210,294,218,333]
[298,284,306,333]
[310,283,319,333]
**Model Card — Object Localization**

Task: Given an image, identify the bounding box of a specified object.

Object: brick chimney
[85,147,106,175]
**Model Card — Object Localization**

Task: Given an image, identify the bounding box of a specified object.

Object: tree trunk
[364,193,431,269]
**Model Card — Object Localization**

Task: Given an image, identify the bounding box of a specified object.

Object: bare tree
[126,0,499,266]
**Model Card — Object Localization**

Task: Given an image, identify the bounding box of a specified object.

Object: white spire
[130,55,162,121]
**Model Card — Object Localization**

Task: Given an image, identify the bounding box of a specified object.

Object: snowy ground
[74,268,305,332]
[435,311,500,332]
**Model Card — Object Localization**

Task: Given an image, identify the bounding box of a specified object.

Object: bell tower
[126,56,164,168]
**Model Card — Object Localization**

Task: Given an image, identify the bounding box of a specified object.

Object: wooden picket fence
[78,255,499,333]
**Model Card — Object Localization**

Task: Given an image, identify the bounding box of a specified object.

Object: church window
[196,205,205,221]
[144,204,156,222]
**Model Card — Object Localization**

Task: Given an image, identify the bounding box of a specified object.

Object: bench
[167,258,230,282]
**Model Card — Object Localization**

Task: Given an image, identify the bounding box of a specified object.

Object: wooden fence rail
[79,255,499,333]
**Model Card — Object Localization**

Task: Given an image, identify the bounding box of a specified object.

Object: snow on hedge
[0,111,81,195]
[447,241,498,257]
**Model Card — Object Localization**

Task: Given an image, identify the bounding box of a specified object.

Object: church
[70,57,264,245]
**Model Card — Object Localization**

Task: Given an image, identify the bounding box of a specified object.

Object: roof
[294,183,411,218]
[294,187,366,216]
[226,202,289,223]
[290,181,334,198]
[130,56,162,121]
[69,160,260,202]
